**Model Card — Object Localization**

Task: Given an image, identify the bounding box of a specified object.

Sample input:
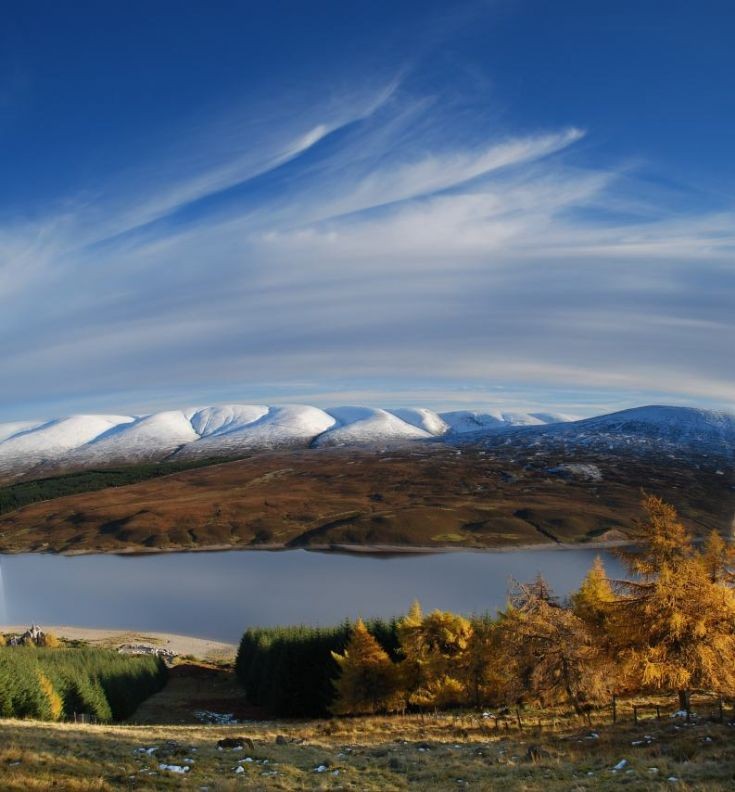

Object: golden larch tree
[330,619,400,715]
[613,496,735,711]
[397,604,473,708]
[571,555,616,640]
[497,576,614,713]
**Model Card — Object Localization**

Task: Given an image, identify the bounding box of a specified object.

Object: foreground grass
[2,708,735,790]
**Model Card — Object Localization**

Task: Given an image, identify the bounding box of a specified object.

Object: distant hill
[1,403,733,482]
[468,406,735,461]
[0,404,575,479]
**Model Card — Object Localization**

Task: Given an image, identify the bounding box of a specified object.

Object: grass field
[2,660,734,790]
[2,701,735,789]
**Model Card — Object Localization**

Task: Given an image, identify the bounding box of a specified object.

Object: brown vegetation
[0,445,731,554]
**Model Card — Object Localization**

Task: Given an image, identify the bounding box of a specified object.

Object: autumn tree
[701,529,735,584]
[397,603,473,708]
[462,615,505,708]
[496,575,613,714]
[613,496,735,711]
[618,494,693,577]
[330,620,401,715]
[38,672,63,721]
[571,555,617,646]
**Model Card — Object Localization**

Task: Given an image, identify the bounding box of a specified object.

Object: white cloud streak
[1,82,734,420]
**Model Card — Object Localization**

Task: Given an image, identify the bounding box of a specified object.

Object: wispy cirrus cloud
[2,78,734,421]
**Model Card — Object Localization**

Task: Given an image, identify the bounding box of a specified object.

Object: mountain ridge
[0,403,733,480]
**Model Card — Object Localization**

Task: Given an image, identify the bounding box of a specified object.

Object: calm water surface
[0,548,624,643]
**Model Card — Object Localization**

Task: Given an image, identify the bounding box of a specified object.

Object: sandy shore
[0,624,236,662]
[46,538,634,557]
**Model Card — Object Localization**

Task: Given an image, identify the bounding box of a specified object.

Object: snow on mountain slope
[528,412,581,424]
[175,404,335,458]
[0,415,134,474]
[66,410,200,465]
[439,409,575,433]
[0,421,44,444]
[389,408,449,436]
[187,404,269,437]
[477,406,735,458]
[550,406,735,445]
[314,407,433,447]
[5,402,729,477]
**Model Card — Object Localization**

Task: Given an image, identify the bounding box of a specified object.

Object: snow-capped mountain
[0,403,573,477]
[0,414,135,473]
[475,406,735,459]
[313,407,432,447]
[174,405,336,459]
[0,403,731,480]
[440,409,577,434]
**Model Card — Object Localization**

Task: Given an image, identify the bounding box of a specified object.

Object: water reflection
[0,548,625,643]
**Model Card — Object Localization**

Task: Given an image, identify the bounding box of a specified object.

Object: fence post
[719,697,724,723]
[656,705,661,720]
[612,695,617,724]
[633,705,638,724]
[515,707,523,731]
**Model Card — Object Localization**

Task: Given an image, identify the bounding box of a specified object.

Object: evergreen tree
[331,620,400,715]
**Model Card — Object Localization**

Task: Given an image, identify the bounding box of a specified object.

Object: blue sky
[1,0,734,421]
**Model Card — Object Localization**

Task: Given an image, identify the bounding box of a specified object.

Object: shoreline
[0,624,236,661]
[0,538,635,557]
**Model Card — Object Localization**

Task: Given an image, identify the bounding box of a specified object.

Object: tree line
[0,457,231,516]
[0,646,167,721]
[235,621,400,717]
[237,496,735,717]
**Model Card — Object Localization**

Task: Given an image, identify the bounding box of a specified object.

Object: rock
[612,759,628,772]
[118,643,176,659]
[10,625,52,647]
[275,735,288,745]
[234,766,245,774]
[217,737,255,751]
[159,764,190,774]
[195,709,238,725]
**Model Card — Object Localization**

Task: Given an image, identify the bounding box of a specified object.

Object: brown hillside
[0,446,731,554]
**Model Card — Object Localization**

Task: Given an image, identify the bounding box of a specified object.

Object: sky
[1,0,734,422]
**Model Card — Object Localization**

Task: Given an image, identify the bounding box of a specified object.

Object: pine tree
[330,620,400,715]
